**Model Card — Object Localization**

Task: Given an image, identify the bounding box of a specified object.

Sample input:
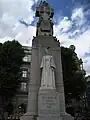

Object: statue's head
[45,47,50,55]
[36,1,54,18]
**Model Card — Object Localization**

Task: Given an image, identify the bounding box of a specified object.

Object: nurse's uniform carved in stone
[40,52,56,89]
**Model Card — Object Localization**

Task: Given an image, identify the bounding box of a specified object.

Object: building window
[22,70,27,78]
[21,82,27,91]
[23,56,28,62]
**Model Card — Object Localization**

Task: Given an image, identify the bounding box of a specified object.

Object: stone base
[37,89,62,120]
[61,113,74,120]
[37,116,62,120]
[20,113,73,120]
[20,88,74,120]
[38,89,60,117]
[37,113,74,120]
[20,112,37,120]
[38,89,74,120]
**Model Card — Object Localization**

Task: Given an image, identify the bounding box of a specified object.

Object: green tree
[61,46,86,102]
[0,40,25,115]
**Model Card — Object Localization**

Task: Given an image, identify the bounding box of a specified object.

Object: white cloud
[15,25,36,45]
[54,30,90,57]
[71,8,84,20]
[0,0,38,44]
[54,7,90,75]
[54,17,72,34]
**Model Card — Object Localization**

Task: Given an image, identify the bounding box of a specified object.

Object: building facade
[10,46,31,119]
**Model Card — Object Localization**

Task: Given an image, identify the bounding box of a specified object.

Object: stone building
[10,46,31,118]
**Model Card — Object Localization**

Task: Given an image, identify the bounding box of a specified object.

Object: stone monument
[20,1,74,120]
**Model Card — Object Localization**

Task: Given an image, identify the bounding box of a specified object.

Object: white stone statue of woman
[40,52,56,89]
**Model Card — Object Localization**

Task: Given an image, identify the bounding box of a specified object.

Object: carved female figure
[40,55,56,89]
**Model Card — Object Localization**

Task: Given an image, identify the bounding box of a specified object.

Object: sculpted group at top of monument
[36,1,54,36]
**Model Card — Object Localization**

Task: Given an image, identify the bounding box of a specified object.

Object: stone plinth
[20,113,34,120]
[38,89,62,120]
[61,113,74,120]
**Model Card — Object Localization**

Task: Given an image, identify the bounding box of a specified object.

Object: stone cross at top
[36,1,54,19]
[36,1,54,36]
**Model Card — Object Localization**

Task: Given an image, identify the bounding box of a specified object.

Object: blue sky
[0,0,90,75]
[45,0,73,17]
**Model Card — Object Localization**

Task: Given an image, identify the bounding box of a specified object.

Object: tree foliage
[0,40,25,105]
[61,46,86,101]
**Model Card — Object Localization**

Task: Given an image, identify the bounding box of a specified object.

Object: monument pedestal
[38,88,62,120]
[20,88,73,120]
[61,114,74,120]
[38,88,73,120]
[20,113,34,120]
[37,116,62,120]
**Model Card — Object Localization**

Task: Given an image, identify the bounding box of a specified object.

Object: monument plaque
[38,91,60,116]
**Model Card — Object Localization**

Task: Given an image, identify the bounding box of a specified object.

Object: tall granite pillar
[20,1,74,120]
